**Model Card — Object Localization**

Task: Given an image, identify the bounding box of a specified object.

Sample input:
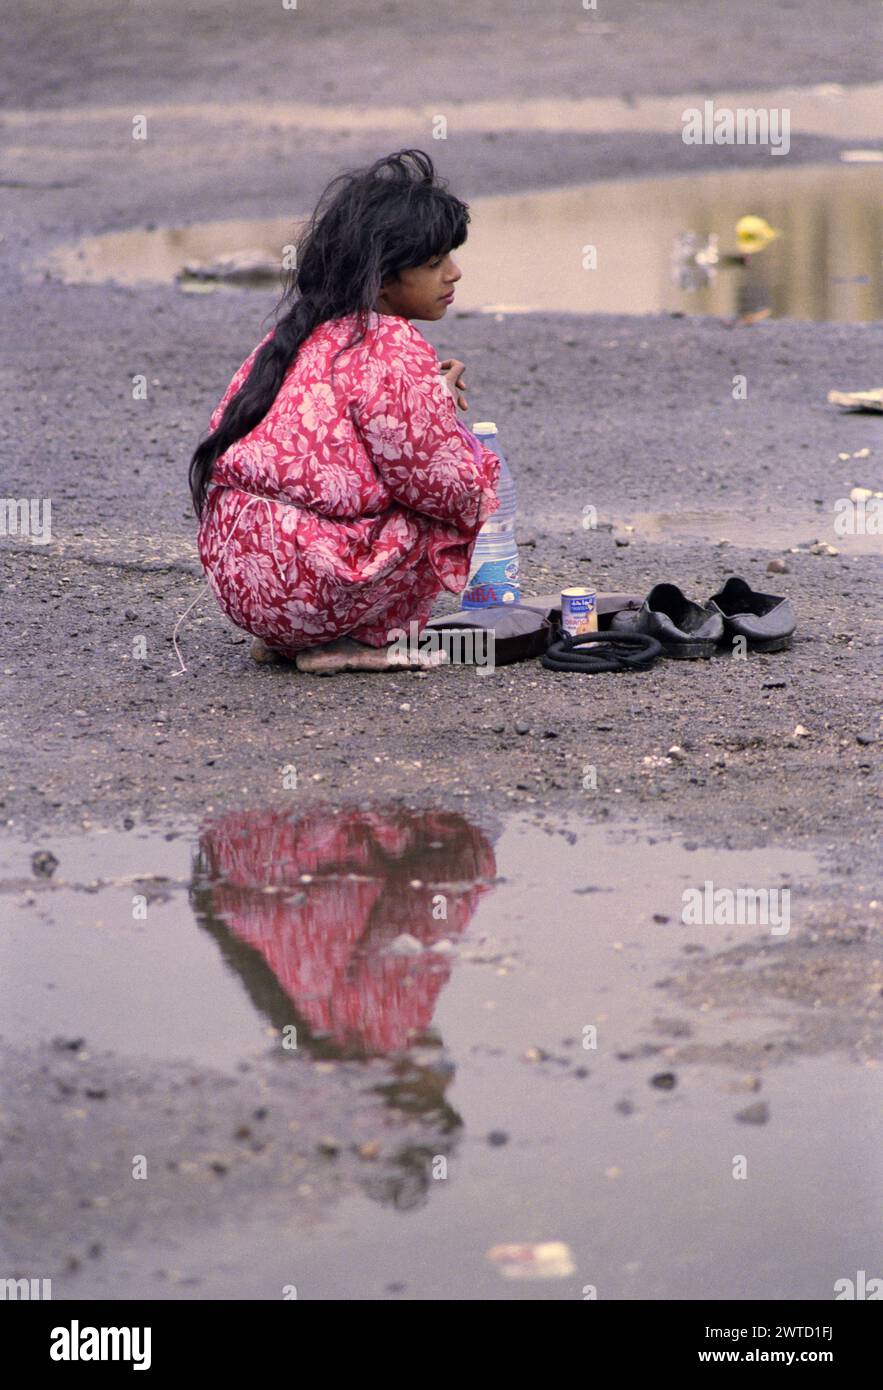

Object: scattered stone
[357,1140,382,1160]
[487,1130,509,1147]
[767,557,789,574]
[652,913,670,924]
[651,1071,677,1090]
[318,1136,341,1156]
[735,1101,769,1124]
[809,542,839,556]
[52,1036,85,1052]
[615,1098,635,1115]
[856,733,876,746]
[31,849,59,878]
[514,720,530,735]
[762,680,787,689]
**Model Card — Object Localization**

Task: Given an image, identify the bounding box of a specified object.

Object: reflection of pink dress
[197,312,500,655]
[197,806,497,1055]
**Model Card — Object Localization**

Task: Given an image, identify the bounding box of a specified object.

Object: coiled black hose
[541,628,662,673]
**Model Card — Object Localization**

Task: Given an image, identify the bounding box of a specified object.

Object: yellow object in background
[735,214,782,253]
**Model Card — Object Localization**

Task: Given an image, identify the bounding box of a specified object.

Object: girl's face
[377,250,462,320]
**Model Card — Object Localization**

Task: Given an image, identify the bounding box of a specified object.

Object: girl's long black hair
[188,148,470,517]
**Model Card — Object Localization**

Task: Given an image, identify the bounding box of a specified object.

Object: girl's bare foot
[249,636,282,664]
[295,636,447,675]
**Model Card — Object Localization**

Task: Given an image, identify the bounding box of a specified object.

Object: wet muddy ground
[1,0,881,1299]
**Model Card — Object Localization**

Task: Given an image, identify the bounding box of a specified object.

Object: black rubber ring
[541,628,662,673]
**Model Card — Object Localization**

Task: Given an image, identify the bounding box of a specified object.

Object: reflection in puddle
[38,163,882,322]
[191,806,496,1056]
[3,803,879,1298]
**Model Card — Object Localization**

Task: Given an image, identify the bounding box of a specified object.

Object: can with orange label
[561,586,598,636]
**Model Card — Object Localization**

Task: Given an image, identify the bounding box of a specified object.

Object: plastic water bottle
[461,422,521,607]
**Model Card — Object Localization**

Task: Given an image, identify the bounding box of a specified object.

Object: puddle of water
[1,807,815,1065]
[617,507,883,557]
[38,163,882,323]
[5,803,877,1298]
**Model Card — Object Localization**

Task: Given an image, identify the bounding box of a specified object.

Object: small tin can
[561,586,598,636]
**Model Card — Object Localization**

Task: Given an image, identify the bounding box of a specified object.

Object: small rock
[318,1136,341,1156]
[357,1140,381,1160]
[856,733,876,746]
[615,1098,635,1115]
[487,1130,509,1146]
[735,1101,769,1124]
[614,537,630,547]
[650,1072,677,1090]
[767,558,789,574]
[514,720,530,735]
[652,913,670,924]
[31,850,59,878]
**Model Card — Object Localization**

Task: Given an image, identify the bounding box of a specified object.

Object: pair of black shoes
[610,576,795,659]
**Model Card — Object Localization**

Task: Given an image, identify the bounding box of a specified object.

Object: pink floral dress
[197,310,501,655]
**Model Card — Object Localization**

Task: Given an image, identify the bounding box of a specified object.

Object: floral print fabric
[197,311,501,654]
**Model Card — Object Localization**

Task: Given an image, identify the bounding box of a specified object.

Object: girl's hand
[438,357,468,411]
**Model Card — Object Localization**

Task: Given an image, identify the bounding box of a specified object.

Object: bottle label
[462,555,520,607]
